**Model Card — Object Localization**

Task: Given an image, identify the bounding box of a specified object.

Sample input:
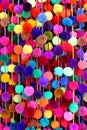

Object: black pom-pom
[23,2,32,11]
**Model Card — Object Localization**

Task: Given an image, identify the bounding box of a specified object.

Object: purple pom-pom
[14,5,23,14]
[54,45,63,56]
[69,58,78,68]
[23,66,33,77]
[34,91,42,99]
[23,2,32,11]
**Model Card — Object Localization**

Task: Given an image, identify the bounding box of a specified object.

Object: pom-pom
[15,104,24,114]
[68,37,78,46]
[37,13,47,23]
[0,36,10,46]
[44,3,53,11]
[69,103,78,113]
[36,34,47,47]
[22,10,30,19]
[44,31,53,40]
[0,54,10,64]
[24,86,34,96]
[51,121,60,129]
[17,122,26,130]
[1,0,9,9]
[54,88,63,98]
[43,22,53,31]
[40,117,49,127]
[69,58,78,68]
[34,109,42,119]
[61,0,70,4]
[69,123,79,130]
[23,45,32,54]
[11,16,18,24]
[8,23,15,32]
[33,69,42,79]
[62,18,73,27]
[60,9,71,18]
[10,123,17,130]
[53,4,63,14]
[63,67,73,77]
[76,14,86,23]
[32,48,41,57]
[23,2,32,11]
[14,65,24,74]
[68,81,78,90]
[34,91,42,99]
[14,24,22,34]
[52,36,61,45]
[21,32,30,41]
[27,0,36,8]
[44,51,53,60]
[24,107,35,118]
[39,77,48,87]
[45,11,53,21]
[1,92,10,101]
[52,80,59,89]
[31,8,40,19]
[60,32,71,40]
[14,5,23,14]
[23,66,33,77]
[54,67,63,76]
[62,42,72,52]
[1,18,9,27]
[14,45,23,55]
[8,3,15,12]
[15,84,24,94]
[53,24,63,34]
[60,76,69,86]
[23,22,32,33]
[54,45,63,56]
[78,37,86,46]
[38,56,49,66]
[32,28,42,38]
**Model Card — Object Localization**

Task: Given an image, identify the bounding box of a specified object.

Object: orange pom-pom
[11,54,18,63]
[70,0,76,4]
[43,3,53,11]
[23,22,32,33]
[14,45,23,55]
[60,9,71,18]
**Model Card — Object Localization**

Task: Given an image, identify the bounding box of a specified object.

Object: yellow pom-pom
[9,79,16,85]
[1,74,10,83]
[8,64,15,73]
[13,94,22,103]
[45,11,53,21]
[52,36,61,45]
[44,110,52,119]
[84,3,87,11]
[44,42,53,51]
[28,19,36,28]
[36,20,43,27]
[36,129,41,130]
[23,45,32,54]
[20,21,25,26]
[27,0,36,7]
[53,4,63,14]
[14,24,23,34]
[0,12,8,19]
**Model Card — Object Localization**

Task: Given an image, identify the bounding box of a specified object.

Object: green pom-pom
[0,54,10,64]
[33,69,42,79]
[8,23,15,32]
[44,91,53,100]
[51,0,60,4]
[15,84,24,94]
[22,10,30,18]
[13,35,18,43]
[70,75,79,81]
[69,103,78,113]
[44,31,53,40]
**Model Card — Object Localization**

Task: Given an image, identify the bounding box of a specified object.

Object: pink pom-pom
[27,40,36,48]
[32,48,42,58]
[11,16,18,24]
[53,24,63,34]
[61,0,70,4]
[1,0,9,9]
[0,36,10,46]
[1,47,8,54]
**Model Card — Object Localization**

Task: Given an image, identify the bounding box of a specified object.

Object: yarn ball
[14,25,22,34]
[14,5,23,14]
[24,86,34,96]
[69,103,78,113]
[33,69,42,79]
[53,4,63,14]
[53,24,63,34]
[37,13,47,23]
[23,45,32,54]
[54,67,63,76]
[39,77,48,87]
[52,80,59,89]
[32,28,42,38]
[62,18,73,27]
[23,2,32,11]
[54,45,63,56]
[52,36,61,45]
[23,22,32,33]
[69,58,78,68]
[0,36,10,46]
[40,117,49,127]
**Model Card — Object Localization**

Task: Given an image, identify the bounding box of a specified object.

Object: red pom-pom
[31,8,40,19]
[76,14,86,23]
[38,56,49,66]
[1,0,9,9]
[43,3,53,11]
[75,68,82,77]
[52,59,58,67]
[52,15,61,25]
[23,22,32,33]
[0,4,4,12]
[24,107,35,118]
[7,86,15,94]
[8,3,15,12]
[62,42,72,52]
[61,119,69,128]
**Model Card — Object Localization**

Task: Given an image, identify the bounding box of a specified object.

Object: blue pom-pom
[34,91,42,99]
[76,9,84,15]
[37,13,47,23]
[56,127,63,130]
[10,123,17,130]
[60,31,71,40]
[78,23,85,29]
[70,16,77,25]
[17,122,26,130]
[43,22,53,31]
[62,18,73,27]
[23,66,33,77]
[31,126,35,130]
[20,39,25,46]
[14,65,24,74]
[60,76,69,86]
[52,80,59,89]
[30,82,36,90]
[40,117,49,127]
[28,60,36,69]
[32,28,42,38]
[25,127,30,130]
